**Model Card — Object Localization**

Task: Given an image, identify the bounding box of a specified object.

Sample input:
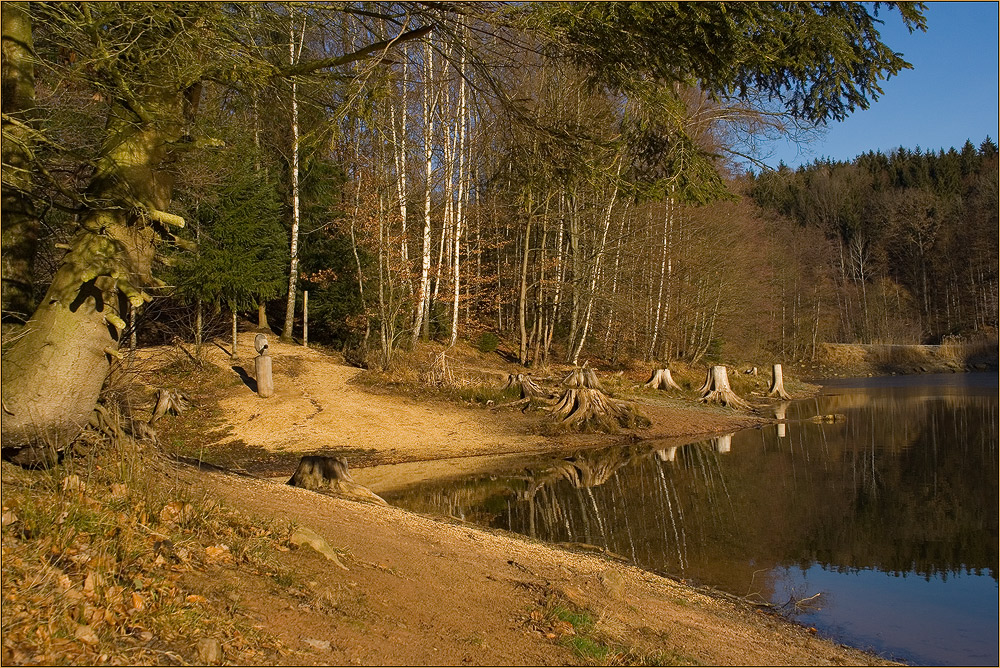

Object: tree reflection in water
[383,376,998,663]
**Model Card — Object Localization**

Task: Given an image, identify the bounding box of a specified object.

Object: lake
[378,373,998,666]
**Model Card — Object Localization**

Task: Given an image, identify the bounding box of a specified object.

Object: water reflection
[382,374,998,665]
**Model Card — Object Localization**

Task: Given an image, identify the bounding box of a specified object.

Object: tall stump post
[254,333,274,398]
[768,363,791,400]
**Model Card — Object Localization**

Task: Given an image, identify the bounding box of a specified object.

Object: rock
[289,527,349,570]
[303,638,332,651]
[196,637,224,665]
[598,568,625,596]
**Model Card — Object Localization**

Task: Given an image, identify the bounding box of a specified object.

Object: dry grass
[1,416,296,665]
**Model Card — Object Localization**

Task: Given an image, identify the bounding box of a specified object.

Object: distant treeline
[748,139,999,345]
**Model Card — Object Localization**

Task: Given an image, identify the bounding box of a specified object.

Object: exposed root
[549,387,650,433]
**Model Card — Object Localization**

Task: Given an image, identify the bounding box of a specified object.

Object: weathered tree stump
[550,387,649,432]
[644,368,682,391]
[768,363,791,400]
[150,388,192,423]
[288,455,387,505]
[699,365,751,409]
[561,366,604,391]
[504,373,544,399]
[254,334,273,398]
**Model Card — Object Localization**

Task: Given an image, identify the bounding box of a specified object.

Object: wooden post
[303,289,308,347]
[254,333,273,398]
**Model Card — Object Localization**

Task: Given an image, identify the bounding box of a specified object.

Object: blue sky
[757,1,1000,169]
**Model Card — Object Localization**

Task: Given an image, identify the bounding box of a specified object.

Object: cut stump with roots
[504,373,545,399]
[644,368,682,391]
[699,365,751,409]
[288,455,387,505]
[768,363,791,400]
[150,388,192,424]
[550,367,649,432]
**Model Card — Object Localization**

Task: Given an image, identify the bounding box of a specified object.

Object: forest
[7,1,995,452]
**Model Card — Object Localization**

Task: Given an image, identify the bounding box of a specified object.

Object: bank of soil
[142,334,894,665]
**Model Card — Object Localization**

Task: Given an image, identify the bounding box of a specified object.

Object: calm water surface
[382,373,998,665]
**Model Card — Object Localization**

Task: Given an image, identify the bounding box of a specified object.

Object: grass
[543,602,700,666]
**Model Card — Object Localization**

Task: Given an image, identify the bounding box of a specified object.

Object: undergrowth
[1,425,294,665]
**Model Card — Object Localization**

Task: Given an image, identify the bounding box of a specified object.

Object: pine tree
[174,156,287,356]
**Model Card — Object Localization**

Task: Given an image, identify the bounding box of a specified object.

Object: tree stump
[561,366,604,391]
[698,365,750,409]
[768,363,791,400]
[644,368,682,391]
[546,367,650,432]
[288,455,387,505]
[504,373,544,399]
[254,334,274,398]
[150,388,192,423]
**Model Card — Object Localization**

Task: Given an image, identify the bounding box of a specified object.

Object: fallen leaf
[186,594,207,604]
[131,592,145,611]
[204,545,232,564]
[74,624,99,645]
[552,620,575,636]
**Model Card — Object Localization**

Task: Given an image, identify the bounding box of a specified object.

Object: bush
[475,332,500,354]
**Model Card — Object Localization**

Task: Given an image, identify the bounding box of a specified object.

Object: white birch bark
[449,49,467,346]
[282,16,306,341]
[412,38,435,345]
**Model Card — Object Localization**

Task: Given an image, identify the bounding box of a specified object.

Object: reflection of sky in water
[773,565,999,666]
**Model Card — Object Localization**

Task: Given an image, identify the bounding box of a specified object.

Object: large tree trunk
[1,90,189,449]
[1,2,38,322]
